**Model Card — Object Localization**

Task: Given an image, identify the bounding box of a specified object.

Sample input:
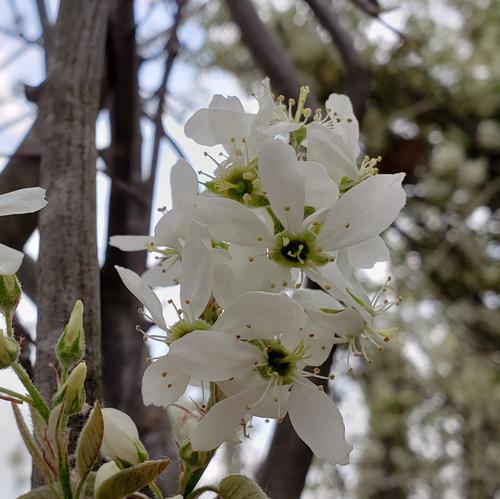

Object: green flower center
[254,339,307,385]
[271,230,329,268]
[168,319,210,345]
[205,165,268,207]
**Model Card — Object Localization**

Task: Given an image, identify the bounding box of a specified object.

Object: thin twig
[146,0,186,196]
[304,0,371,117]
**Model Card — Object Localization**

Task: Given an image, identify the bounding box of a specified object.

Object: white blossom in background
[0,187,47,274]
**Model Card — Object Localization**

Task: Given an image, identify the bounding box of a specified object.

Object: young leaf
[18,484,62,498]
[76,401,104,481]
[94,459,170,499]
[47,403,66,449]
[219,475,270,499]
[12,403,54,483]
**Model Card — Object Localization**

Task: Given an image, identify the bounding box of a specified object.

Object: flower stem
[0,386,32,404]
[149,481,164,499]
[11,361,50,422]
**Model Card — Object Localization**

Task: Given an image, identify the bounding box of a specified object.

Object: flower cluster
[112,82,406,466]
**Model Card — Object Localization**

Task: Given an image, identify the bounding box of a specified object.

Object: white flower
[101,408,148,465]
[184,90,271,163]
[168,291,351,465]
[0,187,47,275]
[307,94,382,190]
[115,238,216,407]
[110,159,205,287]
[299,255,400,368]
[182,140,405,291]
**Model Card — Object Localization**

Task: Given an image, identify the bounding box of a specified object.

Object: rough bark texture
[36,1,111,404]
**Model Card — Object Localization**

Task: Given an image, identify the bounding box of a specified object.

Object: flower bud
[56,300,85,370]
[0,274,22,321]
[53,362,87,414]
[0,331,19,369]
[94,461,120,493]
[101,408,148,467]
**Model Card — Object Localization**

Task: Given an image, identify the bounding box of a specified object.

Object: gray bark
[36,0,111,405]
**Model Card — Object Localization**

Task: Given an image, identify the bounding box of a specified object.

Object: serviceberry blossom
[110,159,208,287]
[0,187,47,274]
[116,238,216,407]
[114,84,408,468]
[182,140,405,291]
[168,290,352,465]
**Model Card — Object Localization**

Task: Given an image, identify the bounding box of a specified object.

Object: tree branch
[225,0,320,108]
[304,0,371,117]
[36,0,111,404]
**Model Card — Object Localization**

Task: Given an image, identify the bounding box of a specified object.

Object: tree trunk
[36,0,110,405]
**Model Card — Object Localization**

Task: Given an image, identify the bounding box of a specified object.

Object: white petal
[184,95,254,147]
[308,308,365,338]
[180,239,214,320]
[305,263,368,307]
[300,319,337,366]
[142,355,190,407]
[170,159,198,208]
[318,174,406,250]
[115,266,167,330]
[249,383,291,419]
[259,140,305,234]
[213,291,307,339]
[109,235,153,251]
[325,93,360,159]
[142,259,182,287]
[307,123,358,183]
[153,209,186,248]
[0,187,47,216]
[190,384,266,451]
[180,195,273,247]
[168,331,260,381]
[303,161,339,208]
[289,379,352,465]
[0,243,24,274]
[292,289,343,313]
[345,236,389,268]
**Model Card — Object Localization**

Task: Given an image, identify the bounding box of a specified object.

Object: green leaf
[12,403,54,483]
[76,401,104,481]
[18,484,62,498]
[94,459,170,499]
[219,475,270,499]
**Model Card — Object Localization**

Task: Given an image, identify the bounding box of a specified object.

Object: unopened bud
[53,361,87,414]
[101,408,149,466]
[95,461,120,493]
[0,275,22,322]
[56,300,85,369]
[0,331,19,369]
